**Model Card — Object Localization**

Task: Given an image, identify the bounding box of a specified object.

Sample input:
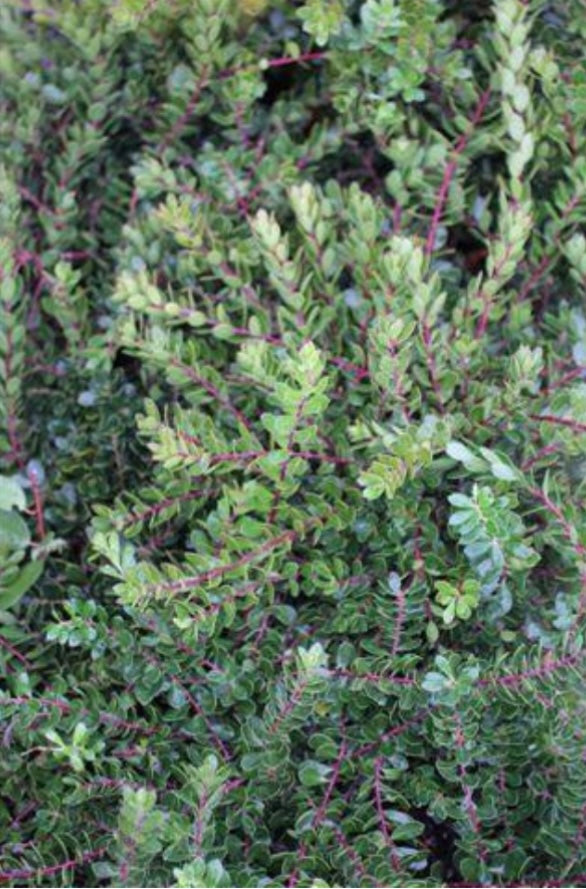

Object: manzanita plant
[1,0,586,886]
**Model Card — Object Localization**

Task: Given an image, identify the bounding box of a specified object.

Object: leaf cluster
[1,1,586,887]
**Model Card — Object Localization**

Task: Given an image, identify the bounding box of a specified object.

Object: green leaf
[426,621,439,644]
[0,477,26,511]
[442,600,456,624]
[298,759,332,787]
[446,440,476,464]
[421,672,446,693]
[0,508,30,551]
[0,559,44,609]
[489,459,519,481]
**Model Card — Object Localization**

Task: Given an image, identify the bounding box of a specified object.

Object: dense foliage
[1,0,586,886]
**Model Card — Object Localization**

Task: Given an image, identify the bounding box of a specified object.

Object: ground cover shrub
[1,0,586,885]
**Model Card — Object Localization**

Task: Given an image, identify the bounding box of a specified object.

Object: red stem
[425,89,491,258]
[311,738,348,829]
[145,528,298,596]
[27,465,46,541]
[374,757,401,871]
[0,846,107,883]
[529,413,586,434]
[266,51,326,68]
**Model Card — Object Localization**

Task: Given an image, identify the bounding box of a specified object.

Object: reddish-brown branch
[160,68,209,153]
[521,443,562,472]
[267,677,309,736]
[165,668,232,761]
[517,194,581,303]
[0,846,107,883]
[329,356,370,382]
[3,695,173,740]
[529,413,586,435]
[286,843,307,888]
[0,633,31,669]
[27,464,46,541]
[145,528,298,596]
[425,89,491,258]
[121,488,206,529]
[478,651,585,688]
[265,51,326,69]
[526,486,585,555]
[374,757,402,871]
[3,328,25,470]
[190,446,350,468]
[328,668,415,686]
[332,827,383,887]
[311,738,348,829]
[420,320,445,412]
[220,51,326,82]
[354,709,430,758]
[166,356,253,431]
[391,578,408,656]
[475,239,514,339]
[542,366,586,396]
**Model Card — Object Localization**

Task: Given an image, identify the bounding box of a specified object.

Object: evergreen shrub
[1,0,586,885]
